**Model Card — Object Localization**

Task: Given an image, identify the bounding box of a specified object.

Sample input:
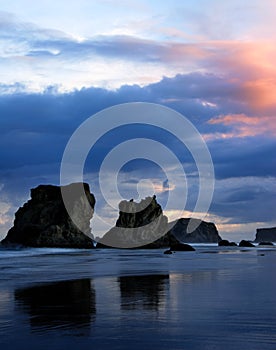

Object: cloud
[0,201,11,225]
[201,41,276,112]
[0,72,275,240]
[210,176,276,224]
[0,73,275,177]
[205,114,276,140]
[1,2,276,241]
[1,9,276,98]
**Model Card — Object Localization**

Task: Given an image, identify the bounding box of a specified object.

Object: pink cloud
[205,114,276,140]
[162,39,276,112]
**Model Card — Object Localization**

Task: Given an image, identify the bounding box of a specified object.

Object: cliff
[1,183,95,248]
[254,227,276,242]
[169,218,221,243]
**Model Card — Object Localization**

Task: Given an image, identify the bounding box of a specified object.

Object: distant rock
[170,242,195,251]
[254,227,276,243]
[98,196,172,248]
[1,183,95,248]
[169,218,222,243]
[218,239,237,247]
[258,241,274,246]
[163,242,195,254]
[239,240,255,247]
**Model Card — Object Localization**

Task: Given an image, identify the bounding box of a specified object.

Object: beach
[0,245,275,350]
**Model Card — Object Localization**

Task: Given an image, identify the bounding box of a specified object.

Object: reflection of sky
[0,290,12,321]
[0,248,275,349]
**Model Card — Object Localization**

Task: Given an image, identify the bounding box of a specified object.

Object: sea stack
[254,227,276,243]
[98,196,172,248]
[1,183,95,248]
[169,218,222,243]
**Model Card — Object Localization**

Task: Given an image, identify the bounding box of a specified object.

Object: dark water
[0,245,275,350]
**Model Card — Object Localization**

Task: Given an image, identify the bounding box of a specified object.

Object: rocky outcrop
[98,197,223,248]
[98,196,172,248]
[1,183,95,248]
[218,239,237,247]
[258,241,274,246]
[254,227,276,243]
[170,242,195,251]
[239,240,255,247]
[169,218,221,243]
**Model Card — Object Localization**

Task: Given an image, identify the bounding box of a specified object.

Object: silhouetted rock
[170,242,195,251]
[258,241,274,246]
[239,240,255,247]
[98,196,171,248]
[169,218,221,243]
[254,227,276,243]
[1,183,95,248]
[218,239,237,246]
[218,239,229,246]
[164,249,173,254]
[98,197,222,249]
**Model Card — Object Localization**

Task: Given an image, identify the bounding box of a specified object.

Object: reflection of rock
[15,279,95,334]
[254,227,276,243]
[239,240,255,247]
[119,274,169,310]
[169,218,222,243]
[1,183,95,248]
[98,196,170,248]
[218,239,237,246]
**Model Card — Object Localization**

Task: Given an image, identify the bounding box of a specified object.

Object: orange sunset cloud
[207,41,276,111]
[206,113,276,140]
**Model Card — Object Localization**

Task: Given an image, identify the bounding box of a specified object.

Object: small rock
[258,241,274,246]
[170,242,195,251]
[218,240,237,247]
[239,240,255,247]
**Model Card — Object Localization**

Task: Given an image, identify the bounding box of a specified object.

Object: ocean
[0,245,275,350]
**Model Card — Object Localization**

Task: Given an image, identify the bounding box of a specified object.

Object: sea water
[0,245,275,350]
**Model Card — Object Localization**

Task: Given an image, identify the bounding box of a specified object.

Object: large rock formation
[97,196,219,249]
[98,196,174,248]
[169,218,221,243]
[254,227,276,243]
[1,183,95,248]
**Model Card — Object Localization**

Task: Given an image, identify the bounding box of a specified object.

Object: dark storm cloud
[211,179,276,224]
[209,137,276,179]
[0,73,274,177]
[0,72,275,238]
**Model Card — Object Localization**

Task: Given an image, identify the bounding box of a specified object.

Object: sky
[0,0,275,241]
